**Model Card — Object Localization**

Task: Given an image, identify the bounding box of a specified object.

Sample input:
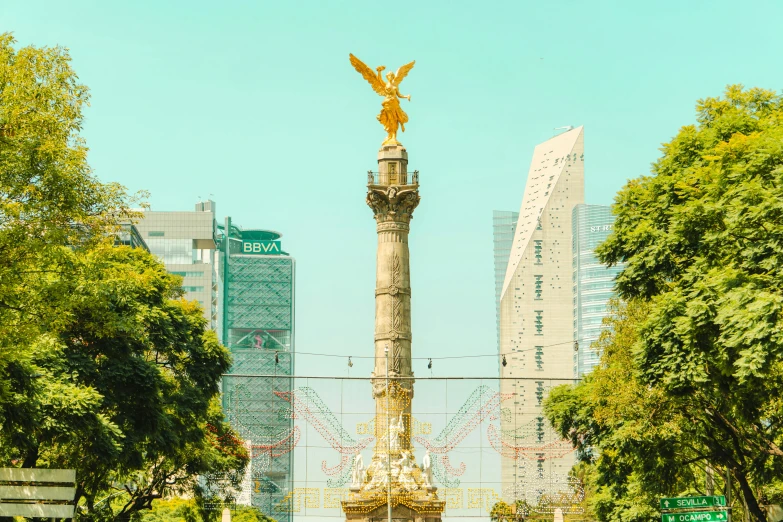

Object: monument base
[342,494,444,522]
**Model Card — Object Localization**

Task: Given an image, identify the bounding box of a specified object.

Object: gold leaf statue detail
[349,53,415,146]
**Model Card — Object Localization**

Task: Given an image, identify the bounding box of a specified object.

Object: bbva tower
[498,127,585,500]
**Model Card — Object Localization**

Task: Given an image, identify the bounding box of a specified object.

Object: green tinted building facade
[219,218,294,521]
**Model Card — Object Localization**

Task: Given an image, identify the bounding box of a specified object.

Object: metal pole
[385,345,392,522]
[726,467,731,522]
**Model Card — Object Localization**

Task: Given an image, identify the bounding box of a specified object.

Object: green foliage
[141,499,275,522]
[229,506,277,522]
[140,498,200,522]
[0,34,247,521]
[490,500,513,522]
[546,300,719,521]
[546,86,783,522]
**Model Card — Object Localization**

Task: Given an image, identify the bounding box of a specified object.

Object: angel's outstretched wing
[393,60,415,86]
[349,54,385,96]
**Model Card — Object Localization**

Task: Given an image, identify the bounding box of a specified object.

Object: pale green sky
[4,0,780,378]
[3,0,782,518]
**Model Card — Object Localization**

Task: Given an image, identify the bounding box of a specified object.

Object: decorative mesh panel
[226,257,293,330]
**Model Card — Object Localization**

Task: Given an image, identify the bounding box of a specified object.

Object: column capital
[366,186,420,224]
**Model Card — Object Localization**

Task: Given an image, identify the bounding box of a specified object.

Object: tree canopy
[545,86,783,522]
[140,498,277,522]
[0,34,247,521]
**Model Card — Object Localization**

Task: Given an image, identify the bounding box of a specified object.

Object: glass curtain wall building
[116,223,149,250]
[572,204,623,377]
[134,201,219,328]
[493,211,519,354]
[219,217,295,522]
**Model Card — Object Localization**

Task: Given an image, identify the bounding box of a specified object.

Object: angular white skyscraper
[499,127,585,502]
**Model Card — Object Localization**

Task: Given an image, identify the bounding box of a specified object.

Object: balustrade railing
[367,170,419,186]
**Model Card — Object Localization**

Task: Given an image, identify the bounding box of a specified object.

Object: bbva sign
[242,240,281,255]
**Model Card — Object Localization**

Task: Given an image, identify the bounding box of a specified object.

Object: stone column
[366,144,420,459]
[343,143,443,522]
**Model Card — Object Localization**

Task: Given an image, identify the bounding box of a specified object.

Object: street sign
[661,511,728,522]
[661,496,727,510]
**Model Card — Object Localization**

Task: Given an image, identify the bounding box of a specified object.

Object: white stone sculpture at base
[421,449,433,488]
[554,508,564,522]
[363,455,390,491]
[397,450,418,491]
[388,414,404,453]
[351,451,365,489]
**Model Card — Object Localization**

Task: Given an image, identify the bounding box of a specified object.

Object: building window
[535,346,543,371]
[148,231,165,237]
[535,310,543,335]
[534,240,543,264]
[182,286,205,293]
[535,381,544,406]
[536,219,542,231]
[170,271,205,278]
[536,416,545,441]
[534,275,543,300]
[536,453,545,478]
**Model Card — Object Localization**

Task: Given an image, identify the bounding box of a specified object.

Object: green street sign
[660,496,726,510]
[661,511,728,522]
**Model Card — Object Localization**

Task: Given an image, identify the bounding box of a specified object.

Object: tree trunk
[734,469,766,522]
[22,445,39,468]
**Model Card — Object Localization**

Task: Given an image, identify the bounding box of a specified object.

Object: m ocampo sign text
[661,496,727,510]
[661,511,728,522]
[242,240,281,255]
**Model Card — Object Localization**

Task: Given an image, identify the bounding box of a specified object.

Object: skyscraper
[134,201,219,328]
[219,219,295,522]
[493,210,519,355]
[136,203,295,518]
[572,204,623,377]
[499,127,584,499]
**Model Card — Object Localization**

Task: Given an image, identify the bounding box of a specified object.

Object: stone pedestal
[341,144,443,522]
[343,502,444,522]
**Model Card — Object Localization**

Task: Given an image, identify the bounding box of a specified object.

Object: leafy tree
[546,86,783,521]
[229,506,277,522]
[2,244,248,520]
[141,499,276,522]
[0,35,247,521]
[490,500,513,522]
[140,498,200,522]
[546,300,703,521]
[0,31,132,461]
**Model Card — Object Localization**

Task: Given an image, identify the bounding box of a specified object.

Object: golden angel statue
[349,53,415,146]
